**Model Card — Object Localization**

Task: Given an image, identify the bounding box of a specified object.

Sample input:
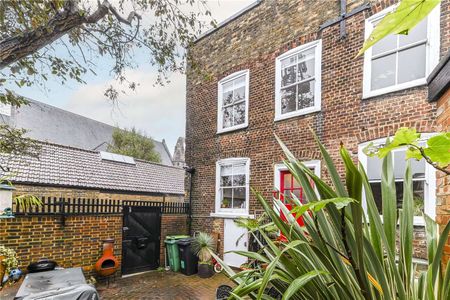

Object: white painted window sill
[274,107,321,122]
[367,215,428,227]
[217,123,248,134]
[362,79,427,99]
[210,212,255,219]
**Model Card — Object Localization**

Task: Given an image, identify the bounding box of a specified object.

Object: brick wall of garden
[0,186,188,277]
[0,214,189,277]
[160,214,189,266]
[0,215,122,278]
[186,0,450,261]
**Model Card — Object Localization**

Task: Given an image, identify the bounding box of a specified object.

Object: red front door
[279,170,305,227]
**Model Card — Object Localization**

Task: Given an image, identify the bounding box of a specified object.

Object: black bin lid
[176,238,194,245]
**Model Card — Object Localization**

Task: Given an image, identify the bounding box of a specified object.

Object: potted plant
[0,245,18,286]
[220,199,230,208]
[192,232,215,278]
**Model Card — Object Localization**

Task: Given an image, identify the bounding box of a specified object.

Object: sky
[13,0,255,152]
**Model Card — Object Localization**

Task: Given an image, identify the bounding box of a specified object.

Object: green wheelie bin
[165,235,189,272]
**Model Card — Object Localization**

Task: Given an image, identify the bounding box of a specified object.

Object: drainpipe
[183,166,195,235]
[339,0,347,38]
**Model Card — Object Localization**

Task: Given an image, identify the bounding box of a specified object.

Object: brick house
[0,141,187,276]
[186,0,449,267]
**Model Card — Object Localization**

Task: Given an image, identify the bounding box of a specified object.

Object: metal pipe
[318,3,370,32]
[184,166,195,235]
[340,0,347,38]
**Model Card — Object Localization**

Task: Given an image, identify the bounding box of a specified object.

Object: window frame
[358,135,437,226]
[362,4,440,99]
[217,70,250,134]
[274,40,322,121]
[274,160,321,192]
[214,157,251,217]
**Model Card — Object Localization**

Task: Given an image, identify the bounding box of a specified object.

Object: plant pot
[197,263,213,278]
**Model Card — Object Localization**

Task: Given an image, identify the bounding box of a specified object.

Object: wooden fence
[13,197,190,216]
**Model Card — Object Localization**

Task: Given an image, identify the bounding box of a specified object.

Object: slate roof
[0,142,185,195]
[0,98,174,166]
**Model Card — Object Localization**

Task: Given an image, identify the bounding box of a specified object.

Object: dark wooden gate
[122,206,161,275]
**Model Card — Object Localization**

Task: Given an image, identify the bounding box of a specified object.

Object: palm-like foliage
[212,135,450,300]
[192,232,215,263]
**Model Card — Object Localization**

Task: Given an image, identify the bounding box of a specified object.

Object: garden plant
[192,232,216,278]
[213,131,450,300]
[0,245,18,287]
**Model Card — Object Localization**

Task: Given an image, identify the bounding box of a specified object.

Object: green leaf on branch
[405,147,423,160]
[290,197,356,216]
[363,128,450,174]
[365,127,421,158]
[357,0,441,56]
[423,134,450,167]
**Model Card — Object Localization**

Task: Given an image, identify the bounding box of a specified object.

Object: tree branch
[101,1,142,25]
[0,0,141,70]
[407,144,450,175]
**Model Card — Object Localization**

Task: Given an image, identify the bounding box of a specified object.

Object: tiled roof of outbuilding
[0,142,185,195]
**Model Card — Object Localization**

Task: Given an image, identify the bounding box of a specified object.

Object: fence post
[59,197,66,226]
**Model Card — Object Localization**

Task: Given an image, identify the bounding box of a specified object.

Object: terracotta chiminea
[94,238,119,277]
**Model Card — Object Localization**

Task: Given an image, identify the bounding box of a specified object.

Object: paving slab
[97,271,232,300]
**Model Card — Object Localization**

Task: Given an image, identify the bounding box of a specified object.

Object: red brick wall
[0,212,188,277]
[0,184,187,276]
[0,215,122,277]
[436,88,450,264]
[0,185,187,274]
[160,214,189,266]
[186,0,450,260]
[437,89,450,130]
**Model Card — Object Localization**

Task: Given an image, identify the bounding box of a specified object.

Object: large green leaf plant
[213,134,450,300]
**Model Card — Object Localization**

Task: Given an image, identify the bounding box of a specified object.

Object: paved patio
[0,271,232,300]
[98,271,232,299]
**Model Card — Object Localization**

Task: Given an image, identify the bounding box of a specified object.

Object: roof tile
[0,142,185,195]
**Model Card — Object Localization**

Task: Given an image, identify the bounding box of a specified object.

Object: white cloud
[65,69,186,151]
